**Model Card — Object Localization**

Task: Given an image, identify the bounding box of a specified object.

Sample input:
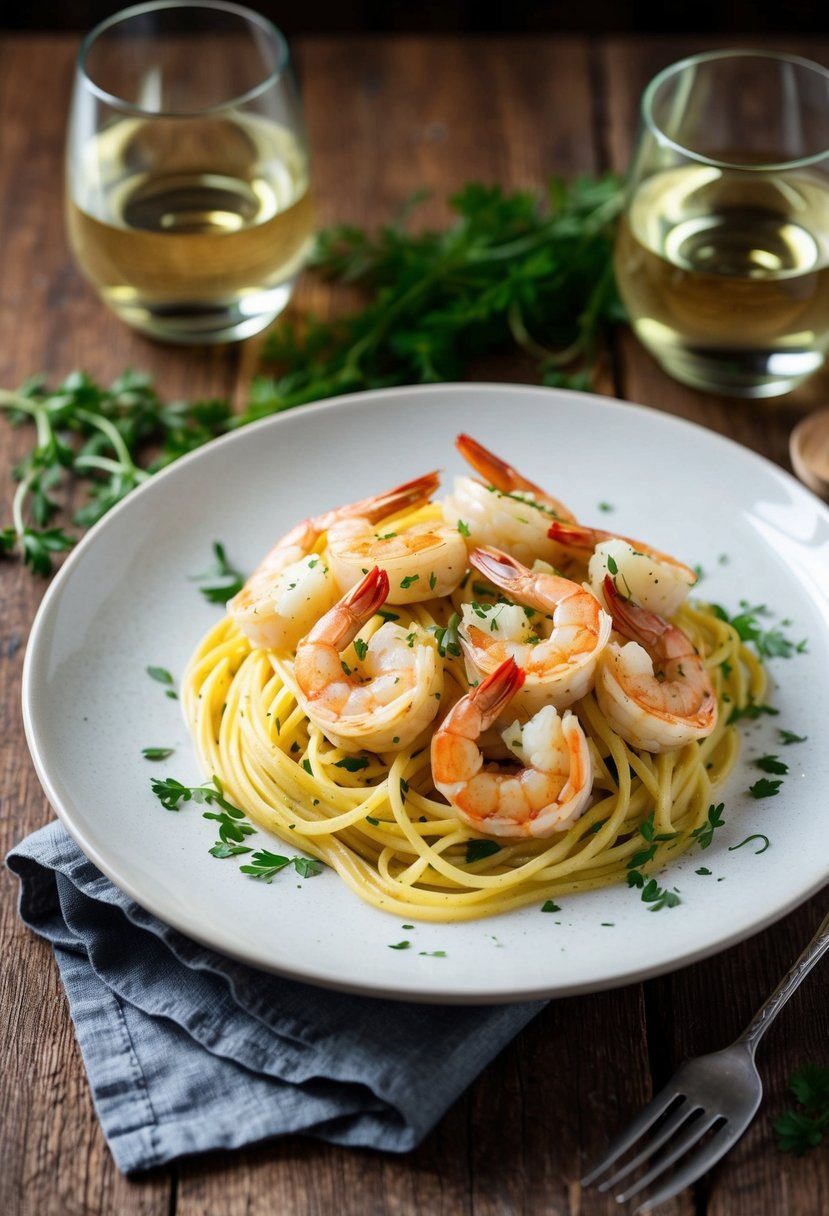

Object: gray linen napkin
[6,821,544,1174]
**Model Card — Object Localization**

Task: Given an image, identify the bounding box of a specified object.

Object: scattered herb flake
[754,755,788,775]
[728,834,771,854]
[691,802,726,850]
[147,665,174,686]
[334,755,370,772]
[749,778,783,799]
[466,839,502,863]
[191,541,244,603]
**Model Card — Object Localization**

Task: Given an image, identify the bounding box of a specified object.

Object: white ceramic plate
[22,384,829,1003]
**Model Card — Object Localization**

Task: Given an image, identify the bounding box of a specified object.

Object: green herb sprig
[775,1065,829,1154]
[242,176,625,421]
[0,370,233,575]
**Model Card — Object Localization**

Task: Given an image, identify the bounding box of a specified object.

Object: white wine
[615,164,829,395]
[67,113,313,342]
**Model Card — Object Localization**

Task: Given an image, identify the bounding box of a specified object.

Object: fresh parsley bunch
[242,175,625,421]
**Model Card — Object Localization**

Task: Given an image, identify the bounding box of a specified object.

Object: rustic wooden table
[2,30,828,1216]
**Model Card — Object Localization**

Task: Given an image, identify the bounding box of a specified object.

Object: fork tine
[580,1085,682,1187]
[631,1119,749,1213]
[616,1112,721,1202]
[595,1098,698,1190]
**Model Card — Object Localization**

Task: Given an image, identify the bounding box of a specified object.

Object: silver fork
[581,909,829,1212]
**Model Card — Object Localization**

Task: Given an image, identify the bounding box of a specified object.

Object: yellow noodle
[181,581,761,922]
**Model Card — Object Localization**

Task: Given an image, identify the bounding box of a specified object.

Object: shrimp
[228,471,440,650]
[294,567,444,753]
[461,546,612,713]
[327,519,468,605]
[595,575,717,754]
[548,520,697,617]
[431,657,593,838]
[442,433,576,567]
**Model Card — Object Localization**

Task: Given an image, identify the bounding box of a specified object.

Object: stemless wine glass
[614,50,829,397]
[66,0,313,344]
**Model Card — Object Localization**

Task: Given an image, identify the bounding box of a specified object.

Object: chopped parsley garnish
[754,755,788,775]
[711,601,807,659]
[334,755,370,772]
[626,870,681,910]
[388,940,411,950]
[147,665,174,686]
[353,637,369,661]
[727,699,780,725]
[540,899,561,913]
[779,728,807,745]
[749,777,783,799]
[209,841,254,859]
[239,850,323,883]
[466,839,501,863]
[728,834,771,854]
[691,802,726,850]
[141,746,174,761]
[191,541,244,603]
[400,573,420,589]
[456,519,471,537]
[430,612,462,658]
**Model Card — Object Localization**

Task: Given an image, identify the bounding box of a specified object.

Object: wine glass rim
[77,0,291,117]
[642,47,829,171]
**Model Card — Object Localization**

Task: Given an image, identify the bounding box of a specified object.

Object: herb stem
[75,406,143,477]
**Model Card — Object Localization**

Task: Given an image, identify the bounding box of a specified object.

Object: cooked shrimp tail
[431,657,593,839]
[548,519,697,617]
[455,433,575,521]
[294,567,444,753]
[596,574,717,753]
[463,545,612,712]
[301,566,390,672]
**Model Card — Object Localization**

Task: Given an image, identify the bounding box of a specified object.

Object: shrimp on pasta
[442,434,576,567]
[461,546,612,713]
[294,567,444,753]
[548,519,697,617]
[431,657,593,838]
[327,519,468,604]
[228,471,440,650]
[596,575,717,753]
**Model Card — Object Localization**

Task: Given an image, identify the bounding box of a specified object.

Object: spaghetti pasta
[181,464,765,923]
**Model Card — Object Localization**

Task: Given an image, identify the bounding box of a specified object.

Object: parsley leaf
[691,803,726,850]
[191,541,245,603]
[239,850,322,883]
[749,777,783,799]
[775,1064,829,1155]
[754,755,788,775]
[466,839,502,864]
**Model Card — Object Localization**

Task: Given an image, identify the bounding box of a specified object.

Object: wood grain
[1,30,827,1216]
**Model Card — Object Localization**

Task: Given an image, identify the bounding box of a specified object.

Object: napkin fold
[7,821,544,1174]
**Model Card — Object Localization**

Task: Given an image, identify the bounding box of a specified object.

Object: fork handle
[737,909,829,1056]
